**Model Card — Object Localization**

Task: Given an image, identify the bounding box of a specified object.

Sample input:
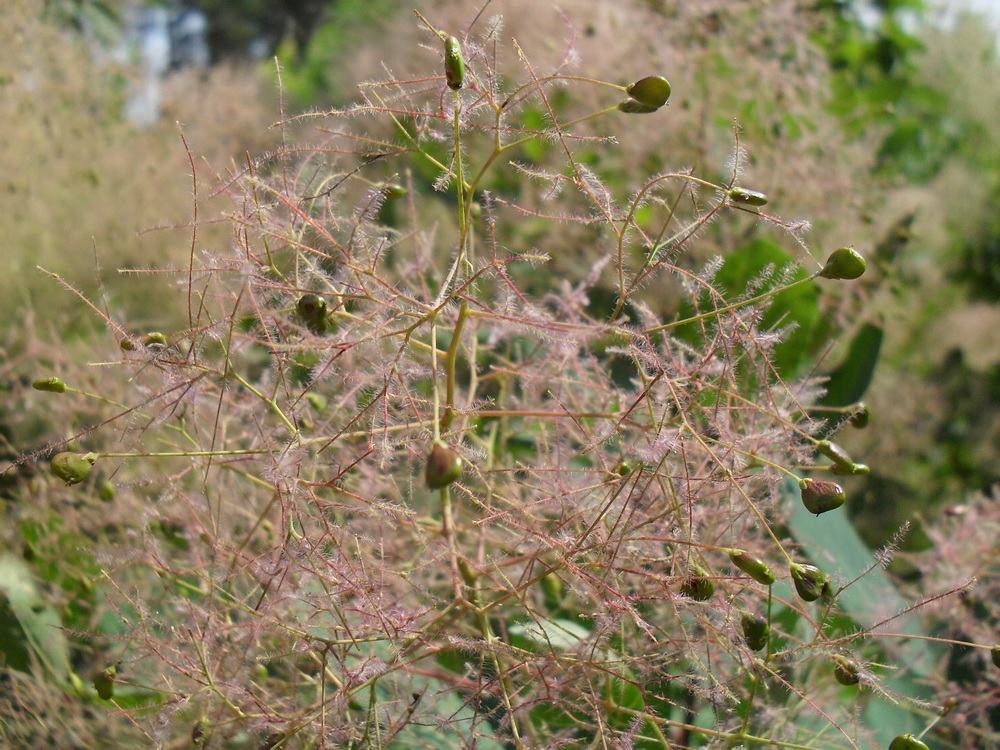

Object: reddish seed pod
[425,441,463,489]
[799,478,846,515]
[192,718,208,747]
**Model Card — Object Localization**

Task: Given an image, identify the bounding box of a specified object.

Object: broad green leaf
[363,639,507,750]
[820,320,884,407]
[509,616,591,652]
[785,478,933,746]
[0,555,69,678]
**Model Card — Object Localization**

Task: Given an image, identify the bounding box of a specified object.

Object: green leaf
[784,478,932,746]
[0,555,69,678]
[509,616,591,652]
[820,320,884,407]
[365,639,508,750]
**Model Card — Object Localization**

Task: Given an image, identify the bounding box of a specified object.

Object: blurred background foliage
[3,0,1000,744]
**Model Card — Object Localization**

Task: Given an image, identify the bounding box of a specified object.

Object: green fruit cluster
[618,75,671,114]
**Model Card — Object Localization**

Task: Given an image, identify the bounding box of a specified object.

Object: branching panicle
[4,6,987,750]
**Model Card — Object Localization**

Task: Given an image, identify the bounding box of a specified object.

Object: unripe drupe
[444,36,465,90]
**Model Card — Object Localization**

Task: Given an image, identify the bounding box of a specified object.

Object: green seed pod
[617,98,660,114]
[296,294,329,335]
[93,665,116,700]
[815,440,854,471]
[798,478,846,515]
[680,562,714,601]
[305,392,328,412]
[382,183,407,200]
[848,402,870,429]
[296,293,327,320]
[833,655,861,685]
[50,452,98,485]
[615,461,637,477]
[541,572,564,606]
[819,246,867,280]
[99,480,116,503]
[728,187,769,207]
[888,734,929,750]
[122,333,167,350]
[425,441,463,489]
[625,75,671,109]
[680,575,714,601]
[142,332,168,349]
[728,549,775,586]
[790,562,831,602]
[444,36,465,90]
[992,644,1000,669]
[829,462,870,476]
[32,376,67,393]
[740,611,770,652]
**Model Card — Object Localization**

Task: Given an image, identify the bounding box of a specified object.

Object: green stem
[644,273,818,335]
[226,365,299,439]
[63,386,127,409]
[441,303,470,432]
[96,449,268,459]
